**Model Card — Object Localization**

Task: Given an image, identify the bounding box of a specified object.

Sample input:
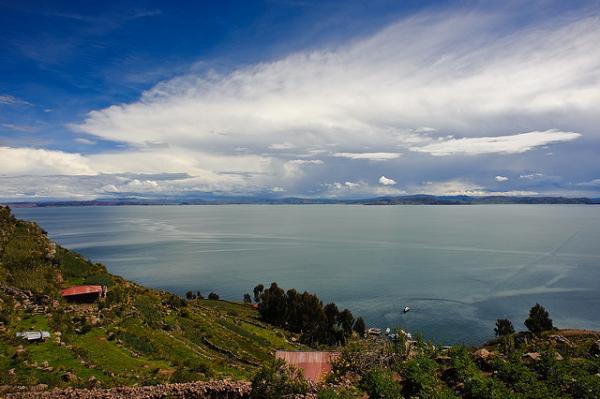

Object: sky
[1,0,599,201]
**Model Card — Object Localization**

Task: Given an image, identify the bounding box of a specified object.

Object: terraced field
[0,205,303,388]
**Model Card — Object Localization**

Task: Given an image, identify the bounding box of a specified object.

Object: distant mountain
[4,195,600,207]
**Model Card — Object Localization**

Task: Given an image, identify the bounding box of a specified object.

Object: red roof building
[275,351,339,382]
[60,285,105,302]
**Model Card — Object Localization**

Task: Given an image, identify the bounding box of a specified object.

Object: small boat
[403,306,411,313]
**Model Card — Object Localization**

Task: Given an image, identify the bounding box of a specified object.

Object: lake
[13,205,600,345]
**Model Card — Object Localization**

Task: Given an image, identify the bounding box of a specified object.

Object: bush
[208,292,219,300]
[118,331,157,356]
[164,293,186,309]
[317,387,358,399]
[359,368,402,399]
[400,354,460,398]
[83,272,113,287]
[251,359,309,399]
[524,304,553,335]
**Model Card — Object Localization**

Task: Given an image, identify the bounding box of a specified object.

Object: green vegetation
[0,206,303,388]
[255,282,359,346]
[250,359,309,398]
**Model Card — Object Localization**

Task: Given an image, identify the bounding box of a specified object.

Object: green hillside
[0,205,303,388]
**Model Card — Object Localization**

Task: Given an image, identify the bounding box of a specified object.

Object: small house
[60,285,106,302]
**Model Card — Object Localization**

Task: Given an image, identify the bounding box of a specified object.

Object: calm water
[13,205,600,345]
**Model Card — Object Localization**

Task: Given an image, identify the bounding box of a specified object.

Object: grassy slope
[0,206,303,388]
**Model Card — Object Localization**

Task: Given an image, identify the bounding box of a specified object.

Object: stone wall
[3,380,251,399]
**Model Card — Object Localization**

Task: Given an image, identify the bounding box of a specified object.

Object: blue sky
[1,0,599,200]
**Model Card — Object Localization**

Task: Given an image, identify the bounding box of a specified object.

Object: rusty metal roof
[275,351,339,382]
[60,285,103,297]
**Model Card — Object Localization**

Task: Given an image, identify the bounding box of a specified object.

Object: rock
[61,372,77,382]
[522,352,541,362]
[474,348,493,360]
[12,347,26,359]
[590,340,600,356]
[87,376,98,387]
[548,335,575,348]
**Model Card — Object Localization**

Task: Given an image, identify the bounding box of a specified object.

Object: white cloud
[333,152,401,161]
[379,176,397,185]
[76,12,599,159]
[1,123,36,132]
[286,159,324,165]
[495,176,509,182]
[75,137,97,145]
[410,130,581,156]
[271,186,285,192]
[519,173,544,179]
[414,180,537,196]
[0,146,95,176]
[268,143,295,150]
[575,179,600,187]
[0,95,31,106]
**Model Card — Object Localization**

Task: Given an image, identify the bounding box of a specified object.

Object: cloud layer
[2,6,599,200]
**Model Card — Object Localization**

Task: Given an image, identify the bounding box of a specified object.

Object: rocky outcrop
[2,380,251,399]
[590,339,600,356]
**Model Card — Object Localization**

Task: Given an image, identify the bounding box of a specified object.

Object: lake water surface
[13,205,600,344]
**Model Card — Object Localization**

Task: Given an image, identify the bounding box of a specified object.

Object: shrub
[83,272,113,287]
[251,359,309,399]
[208,292,219,300]
[118,331,157,356]
[317,387,358,399]
[164,293,186,309]
[402,355,459,398]
[359,368,402,399]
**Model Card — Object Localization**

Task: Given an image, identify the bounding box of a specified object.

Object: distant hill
[5,195,600,207]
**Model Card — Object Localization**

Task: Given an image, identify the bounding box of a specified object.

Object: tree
[524,303,553,335]
[185,290,195,300]
[494,319,515,337]
[208,292,219,300]
[243,293,252,304]
[353,317,366,337]
[196,291,204,300]
[253,284,265,303]
[338,309,354,337]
